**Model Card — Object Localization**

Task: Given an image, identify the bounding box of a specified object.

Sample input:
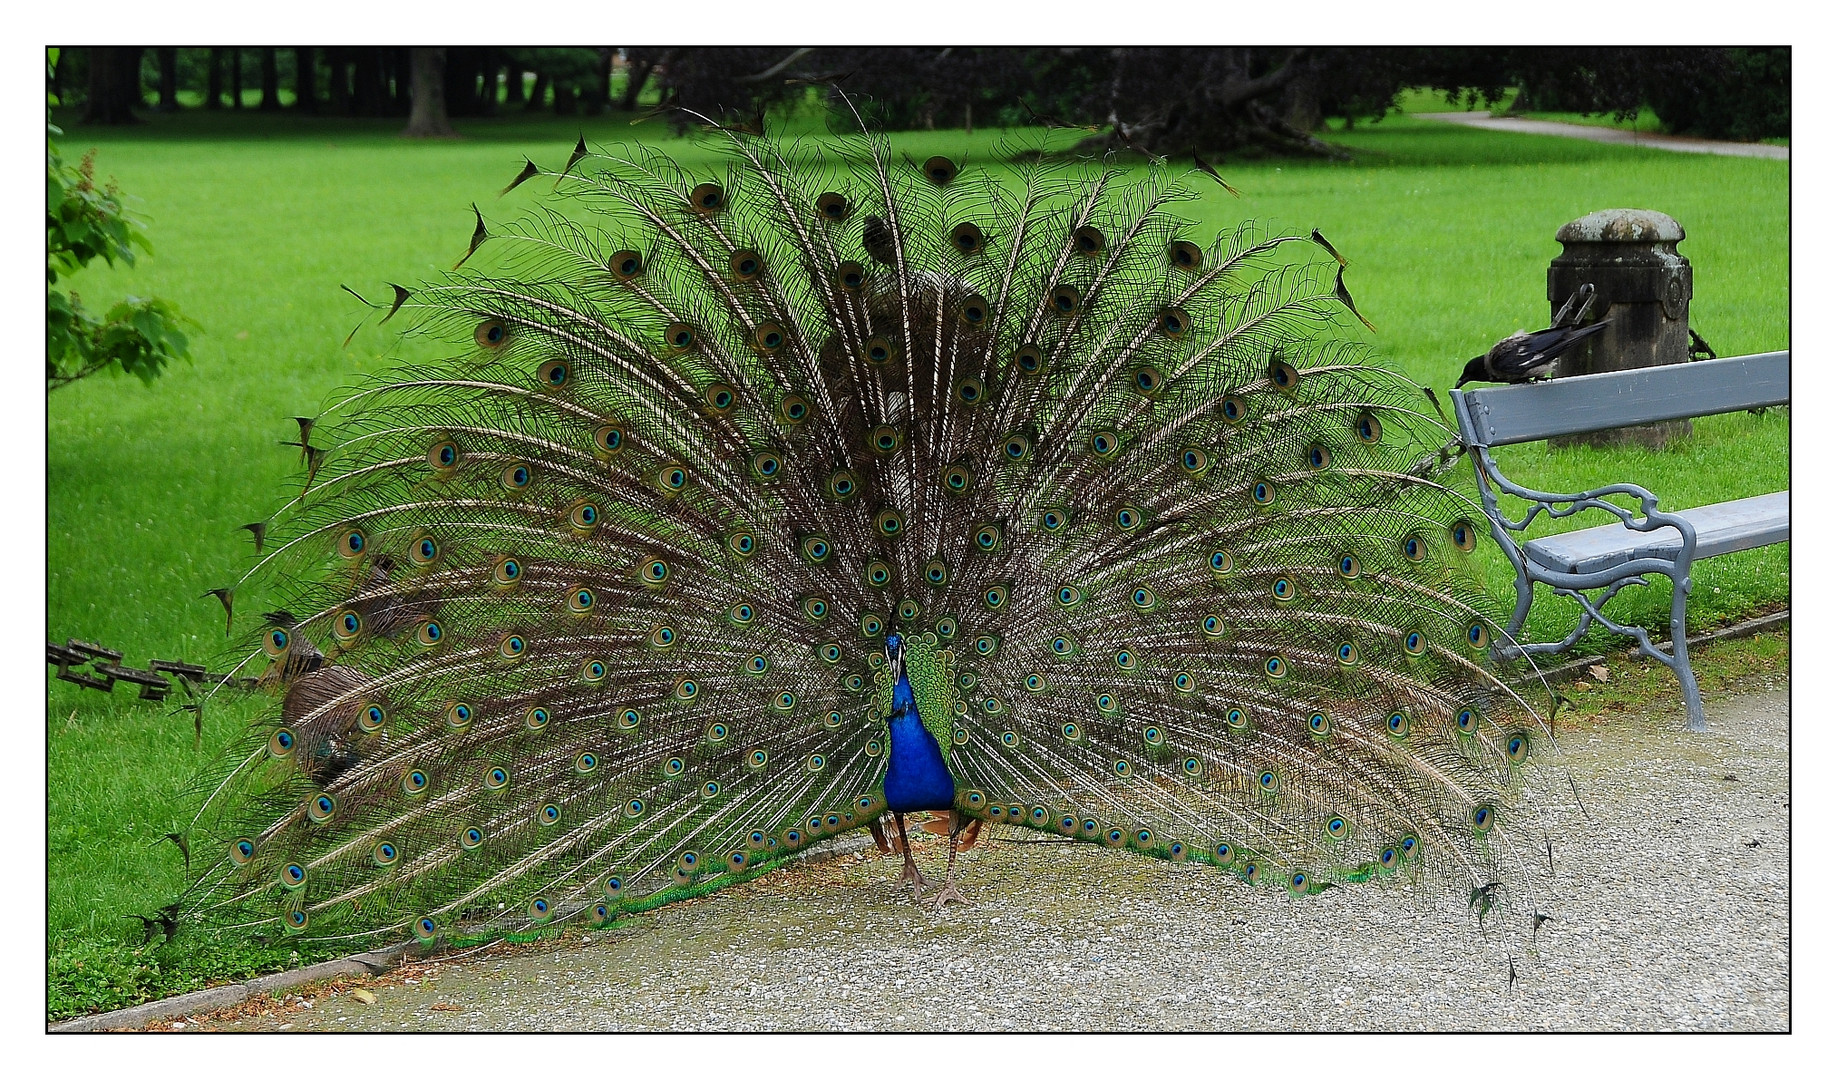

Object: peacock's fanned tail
[184,114,1555,944]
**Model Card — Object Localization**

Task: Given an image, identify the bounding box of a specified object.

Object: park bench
[1449,350,1789,731]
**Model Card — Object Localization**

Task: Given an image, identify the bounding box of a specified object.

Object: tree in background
[46,51,196,390]
[43,46,1789,146]
[644,46,1789,154]
[402,46,456,137]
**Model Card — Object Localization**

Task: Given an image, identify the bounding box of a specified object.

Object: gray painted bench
[1450,351,1789,731]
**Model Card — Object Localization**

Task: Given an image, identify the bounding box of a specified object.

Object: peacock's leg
[892,812,932,896]
[927,809,975,909]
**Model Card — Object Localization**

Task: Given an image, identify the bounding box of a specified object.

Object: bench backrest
[1451,351,1789,448]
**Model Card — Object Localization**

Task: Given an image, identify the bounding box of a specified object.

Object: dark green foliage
[1649,47,1790,142]
[45,62,196,389]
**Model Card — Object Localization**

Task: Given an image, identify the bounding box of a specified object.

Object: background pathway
[1418,111,1789,160]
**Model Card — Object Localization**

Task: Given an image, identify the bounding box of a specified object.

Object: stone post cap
[1556,209,1685,244]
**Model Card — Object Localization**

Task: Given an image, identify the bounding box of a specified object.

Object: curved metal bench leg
[1668,574,1706,732]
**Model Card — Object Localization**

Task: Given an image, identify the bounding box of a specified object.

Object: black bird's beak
[1455,356,1485,388]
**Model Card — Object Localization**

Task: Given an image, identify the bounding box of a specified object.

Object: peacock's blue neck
[882,666,957,813]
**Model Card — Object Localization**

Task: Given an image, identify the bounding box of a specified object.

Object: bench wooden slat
[1523,492,1789,576]
[1455,351,1789,447]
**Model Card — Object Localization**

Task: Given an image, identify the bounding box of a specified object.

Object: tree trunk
[206,47,224,109]
[156,47,178,112]
[392,48,411,113]
[477,48,499,113]
[231,47,244,109]
[352,47,383,116]
[328,47,350,114]
[294,47,317,112]
[618,58,654,111]
[553,83,577,116]
[505,63,525,105]
[525,71,550,112]
[402,47,456,137]
[259,47,281,110]
[83,46,143,124]
[583,49,612,114]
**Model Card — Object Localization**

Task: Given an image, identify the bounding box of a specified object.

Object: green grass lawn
[45,105,1788,1019]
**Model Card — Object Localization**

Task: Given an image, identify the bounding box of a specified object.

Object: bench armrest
[1464,445,1700,562]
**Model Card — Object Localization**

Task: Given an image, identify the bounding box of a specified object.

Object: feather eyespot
[1168,240,1203,270]
[826,469,860,500]
[688,182,725,213]
[474,318,509,349]
[607,249,643,280]
[729,249,764,281]
[1267,355,1300,391]
[427,439,461,471]
[941,463,972,494]
[593,423,626,456]
[778,393,811,425]
[336,527,367,558]
[567,500,602,534]
[871,425,903,455]
[664,322,698,354]
[332,608,364,643]
[749,322,787,354]
[950,221,985,256]
[922,156,958,185]
[817,191,851,221]
[1073,225,1105,254]
[704,383,737,415]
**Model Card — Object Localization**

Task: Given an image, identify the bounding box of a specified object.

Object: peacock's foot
[898,859,933,897]
[925,880,975,910]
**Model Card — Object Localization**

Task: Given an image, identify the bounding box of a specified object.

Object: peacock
[180,106,1560,947]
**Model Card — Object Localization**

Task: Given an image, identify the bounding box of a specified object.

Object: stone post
[1548,208,1693,447]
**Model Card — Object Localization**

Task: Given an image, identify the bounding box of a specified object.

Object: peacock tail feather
[183,109,1556,945]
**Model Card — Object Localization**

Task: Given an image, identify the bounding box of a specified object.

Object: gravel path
[200,682,1787,1032]
[1418,111,1790,160]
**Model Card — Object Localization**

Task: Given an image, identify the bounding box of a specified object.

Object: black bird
[1457,319,1610,388]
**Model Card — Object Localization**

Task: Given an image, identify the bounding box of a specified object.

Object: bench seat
[1523,492,1790,576]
